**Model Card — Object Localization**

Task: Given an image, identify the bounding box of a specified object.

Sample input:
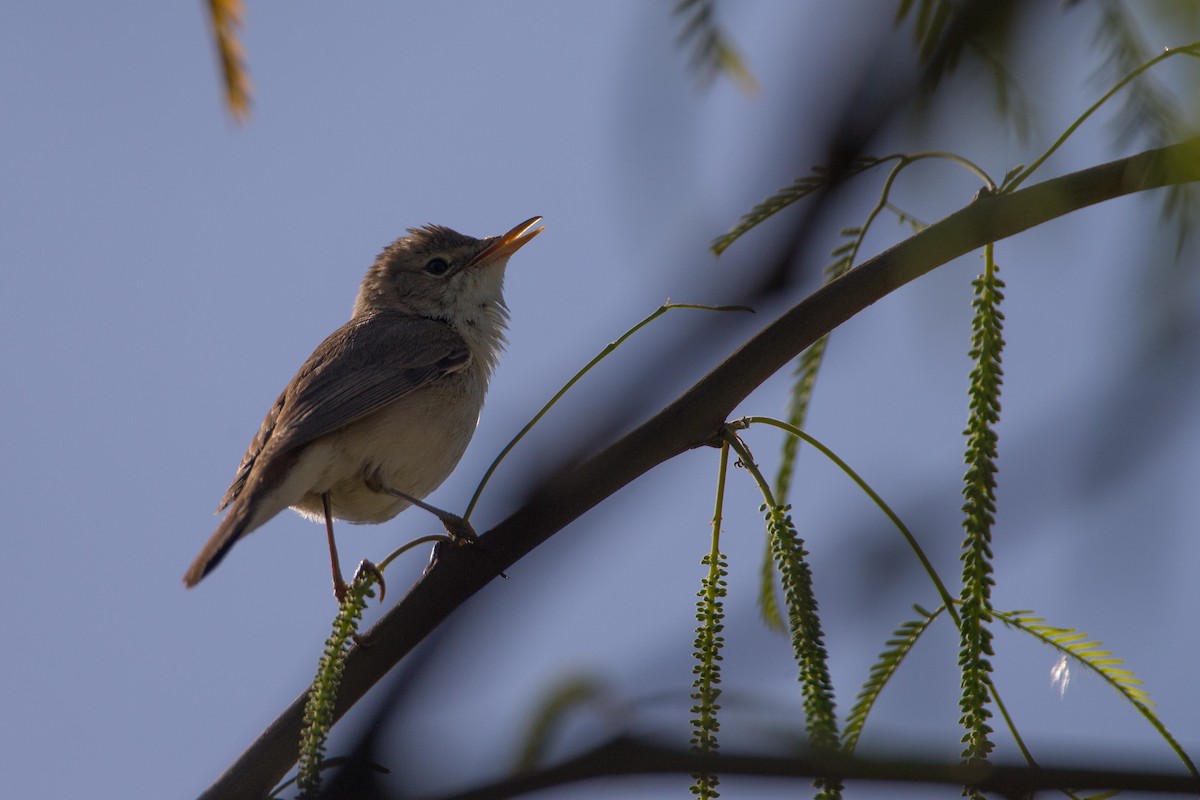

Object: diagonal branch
[195,137,1200,800]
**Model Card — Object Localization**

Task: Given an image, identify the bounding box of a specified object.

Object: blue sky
[3,3,1200,798]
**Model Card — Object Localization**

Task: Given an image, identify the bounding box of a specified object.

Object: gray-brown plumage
[184,217,543,590]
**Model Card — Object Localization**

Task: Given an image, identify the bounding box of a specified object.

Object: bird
[183,216,543,599]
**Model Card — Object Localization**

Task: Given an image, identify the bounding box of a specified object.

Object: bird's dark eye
[423,257,451,276]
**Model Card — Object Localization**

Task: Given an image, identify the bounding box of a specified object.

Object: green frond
[966,40,1034,140]
[764,226,865,632]
[843,605,944,753]
[996,610,1200,777]
[711,158,887,255]
[672,0,756,93]
[765,147,993,515]
[690,549,728,799]
[757,535,786,633]
[206,0,252,121]
[958,248,1005,776]
[895,0,953,64]
[296,573,376,798]
[894,0,1034,138]
[690,553,728,753]
[1092,5,1189,147]
[759,149,984,629]
[744,415,961,629]
[514,675,607,773]
[765,504,842,799]
[691,441,731,798]
[773,227,861,503]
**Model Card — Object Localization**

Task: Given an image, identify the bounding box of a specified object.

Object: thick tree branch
[196,137,1200,800]
[426,736,1200,799]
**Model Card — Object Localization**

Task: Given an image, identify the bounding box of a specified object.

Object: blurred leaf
[1091,2,1200,248]
[206,0,252,121]
[673,0,758,92]
[895,0,1032,138]
[515,675,607,773]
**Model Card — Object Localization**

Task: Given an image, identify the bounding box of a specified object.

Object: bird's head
[353,216,543,326]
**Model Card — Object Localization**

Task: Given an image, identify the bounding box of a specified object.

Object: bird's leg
[369,482,479,543]
[366,479,507,578]
[322,492,349,601]
[322,492,386,602]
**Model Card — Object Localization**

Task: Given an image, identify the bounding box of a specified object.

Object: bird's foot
[351,558,387,602]
[369,480,505,578]
[333,558,386,604]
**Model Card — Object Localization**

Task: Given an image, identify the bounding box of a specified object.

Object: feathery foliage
[772,228,861,505]
[894,0,1032,136]
[957,246,1004,785]
[514,675,607,773]
[743,415,960,623]
[759,228,863,632]
[843,605,943,754]
[711,158,887,255]
[672,0,756,91]
[765,503,842,800]
[895,0,955,65]
[756,534,786,634]
[759,151,990,631]
[996,610,1200,777]
[295,574,375,798]
[1091,5,1200,246]
[689,441,731,798]
[1093,3,1192,149]
[690,547,728,798]
[724,429,840,798]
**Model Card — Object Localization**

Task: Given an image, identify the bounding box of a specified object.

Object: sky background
[3,2,1200,798]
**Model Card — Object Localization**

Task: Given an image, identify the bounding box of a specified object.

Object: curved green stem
[736,416,959,626]
[859,154,995,260]
[721,427,778,508]
[1004,42,1200,192]
[463,302,752,520]
[376,534,453,572]
[898,151,996,193]
[733,417,1038,766]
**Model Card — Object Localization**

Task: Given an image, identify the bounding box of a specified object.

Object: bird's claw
[351,558,387,602]
[439,513,478,545]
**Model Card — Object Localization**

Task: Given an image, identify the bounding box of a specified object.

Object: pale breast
[290,365,487,524]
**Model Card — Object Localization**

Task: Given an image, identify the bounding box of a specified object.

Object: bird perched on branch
[184,216,543,599]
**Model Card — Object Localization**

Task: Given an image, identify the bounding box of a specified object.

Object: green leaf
[296,573,376,798]
[711,159,886,255]
[958,248,1005,774]
[673,0,755,93]
[996,609,1199,777]
[842,605,944,753]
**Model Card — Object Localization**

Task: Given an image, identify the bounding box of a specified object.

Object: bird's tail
[183,499,258,588]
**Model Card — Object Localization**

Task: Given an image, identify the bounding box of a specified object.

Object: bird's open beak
[467,216,544,268]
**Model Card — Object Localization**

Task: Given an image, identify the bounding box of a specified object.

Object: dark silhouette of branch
[195,137,1200,800]
[423,736,1200,800]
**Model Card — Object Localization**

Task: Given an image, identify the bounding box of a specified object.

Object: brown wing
[218,309,470,510]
